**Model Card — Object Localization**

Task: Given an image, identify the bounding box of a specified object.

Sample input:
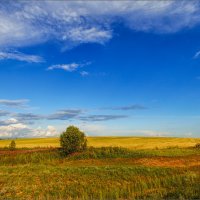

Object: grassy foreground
[0,136,200,149]
[0,137,199,199]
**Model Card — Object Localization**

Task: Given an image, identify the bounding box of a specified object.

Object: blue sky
[0,1,200,138]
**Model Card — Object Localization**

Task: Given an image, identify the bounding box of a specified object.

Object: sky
[0,0,200,138]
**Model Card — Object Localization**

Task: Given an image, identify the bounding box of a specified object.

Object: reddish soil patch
[132,156,200,167]
[63,156,200,168]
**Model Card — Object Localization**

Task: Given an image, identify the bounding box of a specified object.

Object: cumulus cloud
[0,122,58,138]
[0,118,29,138]
[0,1,200,50]
[0,51,44,63]
[31,125,58,138]
[0,116,59,138]
[0,99,29,108]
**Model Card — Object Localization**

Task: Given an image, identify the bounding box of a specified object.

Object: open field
[0,136,200,149]
[0,137,200,199]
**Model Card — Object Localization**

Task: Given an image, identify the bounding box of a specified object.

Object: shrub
[60,126,87,155]
[9,140,16,151]
[195,143,200,149]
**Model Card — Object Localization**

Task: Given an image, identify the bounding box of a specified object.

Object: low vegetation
[0,128,199,199]
[0,146,199,199]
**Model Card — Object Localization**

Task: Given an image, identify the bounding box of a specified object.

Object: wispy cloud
[80,71,89,77]
[0,110,10,117]
[0,99,29,108]
[0,51,44,63]
[65,27,112,45]
[15,113,43,121]
[0,1,200,50]
[0,118,19,126]
[47,62,91,72]
[193,50,200,59]
[47,63,80,72]
[103,104,147,111]
[79,114,128,122]
[47,109,83,120]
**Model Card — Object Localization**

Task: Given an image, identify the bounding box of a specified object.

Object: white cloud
[47,62,90,72]
[80,71,89,77]
[0,1,200,49]
[32,125,58,137]
[0,51,44,63]
[64,27,112,44]
[0,118,29,138]
[47,63,79,72]
[45,126,58,137]
[0,118,58,138]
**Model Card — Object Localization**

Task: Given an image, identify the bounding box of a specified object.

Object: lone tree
[60,126,87,155]
[9,140,16,151]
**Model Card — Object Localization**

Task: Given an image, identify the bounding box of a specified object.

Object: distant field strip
[0,137,199,149]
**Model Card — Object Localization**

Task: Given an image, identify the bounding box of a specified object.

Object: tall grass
[0,147,199,199]
[0,146,199,165]
[0,165,199,199]
[69,146,200,160]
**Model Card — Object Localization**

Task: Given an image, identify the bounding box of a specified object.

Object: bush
[195,143,200,149]
[60,126,87,155]
[9,140,16,151]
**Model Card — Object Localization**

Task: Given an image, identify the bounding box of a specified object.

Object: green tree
[60,126,87,155]
[9,140,16,151]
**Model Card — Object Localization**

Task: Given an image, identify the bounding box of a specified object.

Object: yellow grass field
[0,136,199,149]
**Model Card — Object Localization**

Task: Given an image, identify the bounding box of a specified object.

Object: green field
[0,136,199,149]
[0,137,199,199]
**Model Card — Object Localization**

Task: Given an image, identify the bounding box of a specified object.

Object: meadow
[0,136,199,149]
[0,137,199,200]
